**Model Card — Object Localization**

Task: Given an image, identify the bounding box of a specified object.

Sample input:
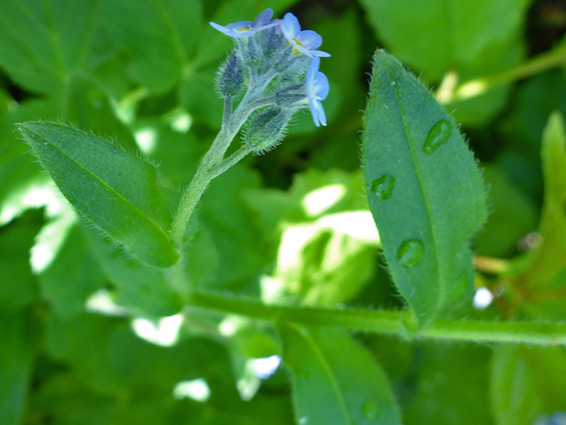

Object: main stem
[188,290,566,346]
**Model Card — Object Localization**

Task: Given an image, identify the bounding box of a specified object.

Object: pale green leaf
[278,324,402,425]
[517,112,566,288]
[19,122,178,267]
[491,345,566,425]
[358,0,531,81]
[362,51,487,326]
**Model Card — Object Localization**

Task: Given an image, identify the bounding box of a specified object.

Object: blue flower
[306,57,329,127]
[280,13,330,58]
[210,8,277,38]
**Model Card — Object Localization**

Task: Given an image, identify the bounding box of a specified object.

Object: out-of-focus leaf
[100,0,203,92]
[0,312,34,425]
[19,122,179,267]
[403,343,493,425]
[516,113,566,288]
[0,0,99,97]
[501,71,566,152]
[474,165,537,257]
[363,51,486,327]
[39,222,106,316]
[45,313,127,396]
[190,165,267,291]
[358,0,531,81]
[0,209,43,312]
[278,324,402,425]
[491,345,566,425]
[87,230,184,316]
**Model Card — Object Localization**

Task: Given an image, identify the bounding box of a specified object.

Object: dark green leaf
[39,222,106,316]
[363,51,487,326]
[0,312,34,425]
[0,0,99,97]
[0,210,43,312]
[100,0,203,92]
[19,122,178,267]
[278,323,402,425]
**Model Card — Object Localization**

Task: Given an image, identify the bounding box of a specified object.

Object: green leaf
[19,122,178,267]
[100,0,203,92]
[0,0,99,97]
[39,222,106,316]
[491,345,566,425]
[362,51,487,326]
[358,0,531,81]
[0,210,43,313]
[516,113,566,288]
[278,324,402,425]
[0,312,34,425]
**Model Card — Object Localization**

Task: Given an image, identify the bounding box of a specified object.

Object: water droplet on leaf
[363,401,379,420]
[371,174,395,199]
[397,239,424,267]
[423,119,451,154]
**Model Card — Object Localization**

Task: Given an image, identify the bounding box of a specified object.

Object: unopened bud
[218,53,244,98]
[244,108,290,154]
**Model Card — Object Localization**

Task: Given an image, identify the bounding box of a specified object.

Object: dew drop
[423,119,451,155]
[371,174,395,200]
[363,401,379,420]
[396,239,424,267]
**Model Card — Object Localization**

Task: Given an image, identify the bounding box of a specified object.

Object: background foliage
[1,0,566,424]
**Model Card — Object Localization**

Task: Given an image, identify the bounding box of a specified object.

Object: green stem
[450,42,566,101]
[188,290,566,346]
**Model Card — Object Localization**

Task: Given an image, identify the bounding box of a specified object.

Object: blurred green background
[1,0,566,424]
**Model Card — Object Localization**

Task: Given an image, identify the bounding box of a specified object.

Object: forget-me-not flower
[280,13,330,58]
[306,57,329,127]
[210,8,277,38]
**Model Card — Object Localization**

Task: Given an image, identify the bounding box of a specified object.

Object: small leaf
[516,112,566,288]
[362,51,487,326]
[19,122,178,267]
[278,323,402,425]
[490,345,566,425]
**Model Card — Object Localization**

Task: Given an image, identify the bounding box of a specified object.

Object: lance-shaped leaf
[19,122,178,267]
[362,51,486,327]
[278,323,402,425]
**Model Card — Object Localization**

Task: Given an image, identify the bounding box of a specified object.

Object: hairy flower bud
[217,53,244,98]
[243,108,290,154]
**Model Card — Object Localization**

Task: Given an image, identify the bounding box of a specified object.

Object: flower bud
[243,108,290,154]
[217,52,244,98]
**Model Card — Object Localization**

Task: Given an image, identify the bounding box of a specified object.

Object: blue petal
[281,13,301,39]
[297,30,322,49]
[314,72,329,100]
[312,50,331,58]
[307,57,320,83]
[253,8,274,27]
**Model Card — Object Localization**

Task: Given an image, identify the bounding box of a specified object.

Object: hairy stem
[188,290,566,346]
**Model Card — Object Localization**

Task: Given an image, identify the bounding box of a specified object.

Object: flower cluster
[210,8,330,152]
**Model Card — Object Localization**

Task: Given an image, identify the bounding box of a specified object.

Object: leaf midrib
[380,55,444,317]
[292,324,352,425]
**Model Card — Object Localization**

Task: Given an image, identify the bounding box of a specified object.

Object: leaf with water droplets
[19,122,179,268]
[278,323,402,425]
[362,51,487,327]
